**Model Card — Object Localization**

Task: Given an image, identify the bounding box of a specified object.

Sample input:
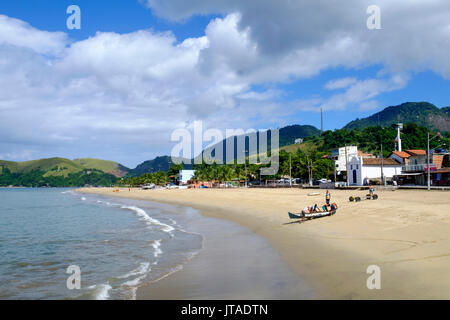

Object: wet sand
[78,187,450,299]
[135,205,314,299]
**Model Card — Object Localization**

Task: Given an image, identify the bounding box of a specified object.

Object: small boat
[288,209,337,220]
[288,211,303,219]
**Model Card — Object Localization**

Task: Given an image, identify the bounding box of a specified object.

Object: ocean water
[0,188,203,300]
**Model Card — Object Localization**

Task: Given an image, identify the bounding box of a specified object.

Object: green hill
[128,156,191,176]
[443,107,450,117]
[0,158,83,177]
[130,125,321,173]
[0,157,128,178]
[278,125,321,146]
[73,158,129,177]
[344,102,450,132]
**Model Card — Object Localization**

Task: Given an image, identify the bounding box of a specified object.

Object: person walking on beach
[325,190,331,205]
[369,184,374,199]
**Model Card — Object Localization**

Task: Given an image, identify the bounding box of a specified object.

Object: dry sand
[78,187,450,299]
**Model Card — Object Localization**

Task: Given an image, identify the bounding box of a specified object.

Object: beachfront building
[347,156,402,186]
[330,146,375,182]
[425,152,449,186]
[331,146,358,173]
[389,149,438,185]
[389,150,411,164]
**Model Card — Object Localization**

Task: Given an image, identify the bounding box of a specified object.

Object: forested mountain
[2,102,449,186]
[0,157,127,187]
[344,102,450,132]
[127,156,192,176]
[0,157,128,177]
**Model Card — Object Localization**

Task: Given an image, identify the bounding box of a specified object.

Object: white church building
[347,156,402,186]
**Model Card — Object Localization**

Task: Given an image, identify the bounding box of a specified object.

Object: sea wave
[117,262,151,280]
[120,262,152,300]
[87,283,112,300]
[121,205,175,233]
[151,239,162,257]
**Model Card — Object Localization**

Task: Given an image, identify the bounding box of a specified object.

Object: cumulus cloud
[0,14,279,166]
[1,0,450,166]
[145,0,450,78]
[0,15,67,55]
[297,74,410,112]
[325,78,358,90]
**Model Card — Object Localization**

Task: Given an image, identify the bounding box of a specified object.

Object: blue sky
[0,0,216,43]
[0,0,449,167]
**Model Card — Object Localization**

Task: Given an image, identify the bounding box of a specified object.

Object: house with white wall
[389,151,411,164]
[347,156,402,186]
[389,149,438,185]
[331,146,358,173]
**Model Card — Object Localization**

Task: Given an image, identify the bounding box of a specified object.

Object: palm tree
[218,165,233,186]
[233,164,246,187]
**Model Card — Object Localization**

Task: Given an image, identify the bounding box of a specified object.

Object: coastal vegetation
[0,157,128,178]
[1,102,449,187]
[343,102,450,132]
[306,123,449,157]
[118,170,170,187]
[2,124,447,187]
[0,168,117,187]
[127,156,191,176]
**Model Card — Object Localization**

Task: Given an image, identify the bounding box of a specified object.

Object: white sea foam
[117,262,150,279]
[121,205,175,233]
[81,197,86,201]
[151,239,163,257]
[120,262,152,300]
[87,283,112,300]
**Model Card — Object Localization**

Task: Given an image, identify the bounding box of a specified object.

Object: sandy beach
[78,187,450,299]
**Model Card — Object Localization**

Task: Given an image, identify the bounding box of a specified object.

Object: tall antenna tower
[320,107,323,135]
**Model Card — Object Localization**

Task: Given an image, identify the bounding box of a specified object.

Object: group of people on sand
[302,190,338,214]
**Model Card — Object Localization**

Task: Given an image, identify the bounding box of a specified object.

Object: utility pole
[306,153,312,186]
[244,158,247,188]
[344,145,349,186]
[426,132,443,190]
[259,168,262,187]
[427,132,430,191]
[309,158,313,186]
[289,153,292,187]
[320,107,323,135]
[334,159,337,183]
[381,143,384,186]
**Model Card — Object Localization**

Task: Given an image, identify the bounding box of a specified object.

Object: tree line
[119,123,448,187]
[0,168,117,187]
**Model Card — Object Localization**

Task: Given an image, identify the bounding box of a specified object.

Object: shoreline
[78,187,450,299]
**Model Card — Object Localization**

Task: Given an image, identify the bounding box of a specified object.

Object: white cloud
[145,0,450,78]
[0,15,67,55]
[2,0,450,165]
[296,74,410,112]
[0,14,280,166]
[325,78,358,90]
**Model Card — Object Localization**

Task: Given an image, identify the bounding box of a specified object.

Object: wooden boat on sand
[288,209,337,220]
